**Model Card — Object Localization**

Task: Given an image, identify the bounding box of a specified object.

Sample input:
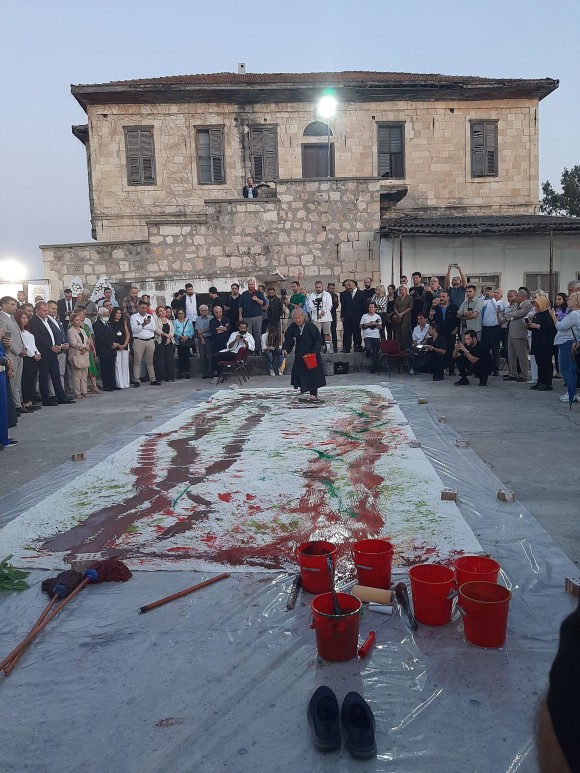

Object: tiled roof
[74,70,553,89]
[381,215,580,236]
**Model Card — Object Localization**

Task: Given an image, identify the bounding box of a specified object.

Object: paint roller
[351,585,394,605]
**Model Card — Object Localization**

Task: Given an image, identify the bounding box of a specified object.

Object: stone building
[41,70,579,301]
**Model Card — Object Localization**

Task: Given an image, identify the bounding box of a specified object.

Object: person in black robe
[282,309,326,401]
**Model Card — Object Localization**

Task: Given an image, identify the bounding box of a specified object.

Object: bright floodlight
[0,258,27,282]
[318,95,337,119]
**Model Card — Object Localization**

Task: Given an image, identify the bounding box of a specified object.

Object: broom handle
[0,578,90,673]
[3,596,60,675]
[138,573,230,613]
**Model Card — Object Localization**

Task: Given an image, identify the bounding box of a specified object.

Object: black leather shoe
[131,381,140,388]
[454,378,470,386]
[307,686,341,753]
[43,397,59,406]
[58,397,76,404]
[341,691,376,760]
[150,381,162,386]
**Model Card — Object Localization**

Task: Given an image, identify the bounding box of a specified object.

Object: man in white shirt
[306,281,333,353]
[130,301,159,386]
[184,283,198,323]
[481,287,501,375]
[411,313,431,345]
[212,319,255,373]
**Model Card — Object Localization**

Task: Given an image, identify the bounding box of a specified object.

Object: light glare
[318,95,337,118]
[0,259,27,282]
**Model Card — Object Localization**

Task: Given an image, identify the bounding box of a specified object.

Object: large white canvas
[1,386,482,571]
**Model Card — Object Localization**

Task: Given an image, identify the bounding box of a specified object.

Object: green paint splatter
[126,524,140,534]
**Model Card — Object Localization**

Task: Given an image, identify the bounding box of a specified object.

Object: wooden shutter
[484,123,497,175]
[251,127,278,181]
[471,122,497,177]
[125,128,156,185]
[378,125,404,178]
[198,128,224,183]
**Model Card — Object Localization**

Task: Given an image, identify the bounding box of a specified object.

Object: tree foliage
[540,165,580,217]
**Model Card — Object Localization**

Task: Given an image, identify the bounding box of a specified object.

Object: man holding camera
[452,329,492,386]
[213,319,255,373]
[306,281,333,353]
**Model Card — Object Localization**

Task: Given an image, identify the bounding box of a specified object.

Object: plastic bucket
[454,555,500,588]
[458,581,512,648]
[352,538,394,589]
[297,541,337,594]
[409,563,455,626]
[303,353,317,370]
[311,592,362,661]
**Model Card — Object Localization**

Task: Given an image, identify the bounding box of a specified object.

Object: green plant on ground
[0,555,30,591]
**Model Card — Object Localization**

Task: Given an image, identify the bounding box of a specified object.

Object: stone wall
[85,97,539,242]
[42,179,381,295]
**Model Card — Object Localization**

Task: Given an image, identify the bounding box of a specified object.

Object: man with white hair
[75,289,98,322]
[282,308,327,402]
[567,279,580,294]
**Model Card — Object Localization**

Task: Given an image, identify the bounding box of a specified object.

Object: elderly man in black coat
[282,309,326,402]
[93,308,119,391]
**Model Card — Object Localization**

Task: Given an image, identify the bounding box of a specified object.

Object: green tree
[540,165,580,217]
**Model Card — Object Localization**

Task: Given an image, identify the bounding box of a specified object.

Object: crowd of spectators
[1,270,579,448]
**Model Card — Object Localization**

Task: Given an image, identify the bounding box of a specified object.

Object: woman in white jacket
[551,291,580,403]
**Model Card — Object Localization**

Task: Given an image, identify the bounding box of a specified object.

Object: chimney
[238,63,246,74]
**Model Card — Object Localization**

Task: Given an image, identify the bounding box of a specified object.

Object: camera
[280,288,287,298]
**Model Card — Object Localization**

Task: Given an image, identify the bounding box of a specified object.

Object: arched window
[303,121,333,137]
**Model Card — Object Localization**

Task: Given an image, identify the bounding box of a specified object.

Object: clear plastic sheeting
[0,384,576,773]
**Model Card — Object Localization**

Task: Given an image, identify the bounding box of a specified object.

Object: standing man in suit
[429,291,459,375]
[242,176,259,198]
[500,288,533,383]
[27,301,75,406]
[340,280,365,353]
[93,307,119,391]
[57,289,75,328]
[47,300,71,396]
[0,296,26,415]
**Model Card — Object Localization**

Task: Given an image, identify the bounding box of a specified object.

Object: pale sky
[0,0,578,278]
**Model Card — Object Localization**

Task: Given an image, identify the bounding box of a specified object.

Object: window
[196,128,225,184]
[125,128,156,185]
[250,126,278,181]
[377,123,404,179]
[524,272,560,293]
[471,121,498,177]
[465,274,501,292]
[303,121,332,137]
[302,143,335,178]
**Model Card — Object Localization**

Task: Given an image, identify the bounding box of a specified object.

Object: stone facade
[41,72,556,294]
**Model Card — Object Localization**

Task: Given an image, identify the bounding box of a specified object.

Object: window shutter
[198,130,211,183]
[209,129,224,183]
[378,125,403,178]
[471,123,485,177]
[125,128,156,185]
[484,123,497,175]
[262,127,278,180]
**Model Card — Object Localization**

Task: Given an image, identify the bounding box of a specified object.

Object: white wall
[380,233,580,294]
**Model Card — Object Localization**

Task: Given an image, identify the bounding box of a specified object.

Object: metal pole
[399,233,403,281]
[327,122,331,178]
[549,230,554,300]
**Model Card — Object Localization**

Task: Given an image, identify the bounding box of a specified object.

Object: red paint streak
[167,547,191,553]
[245,493,256,501]
[218,492,233,502]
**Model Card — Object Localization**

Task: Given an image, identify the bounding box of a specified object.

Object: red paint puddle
[218,492,233,502]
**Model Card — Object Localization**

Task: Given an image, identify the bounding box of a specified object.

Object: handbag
[334,361,350,375]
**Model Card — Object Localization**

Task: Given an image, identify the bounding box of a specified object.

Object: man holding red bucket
[282,309,326,402]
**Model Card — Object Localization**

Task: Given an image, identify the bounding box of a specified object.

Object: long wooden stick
[0,578,90,674]
[137,573,230,614]
[3,595,60,675]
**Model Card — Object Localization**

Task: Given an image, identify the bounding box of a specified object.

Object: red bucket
[458,581,512,648]
[352,539,394,589]
[454,555,500,588]
[409,563,455,626]
[303,353,317,369]
[311,592,362,661]
[297,541,337,594]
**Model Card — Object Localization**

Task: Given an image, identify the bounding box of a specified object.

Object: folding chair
[378,339,409,376]
[215,347,251,386]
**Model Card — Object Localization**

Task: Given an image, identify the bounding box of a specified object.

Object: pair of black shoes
[307,687,376,759]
